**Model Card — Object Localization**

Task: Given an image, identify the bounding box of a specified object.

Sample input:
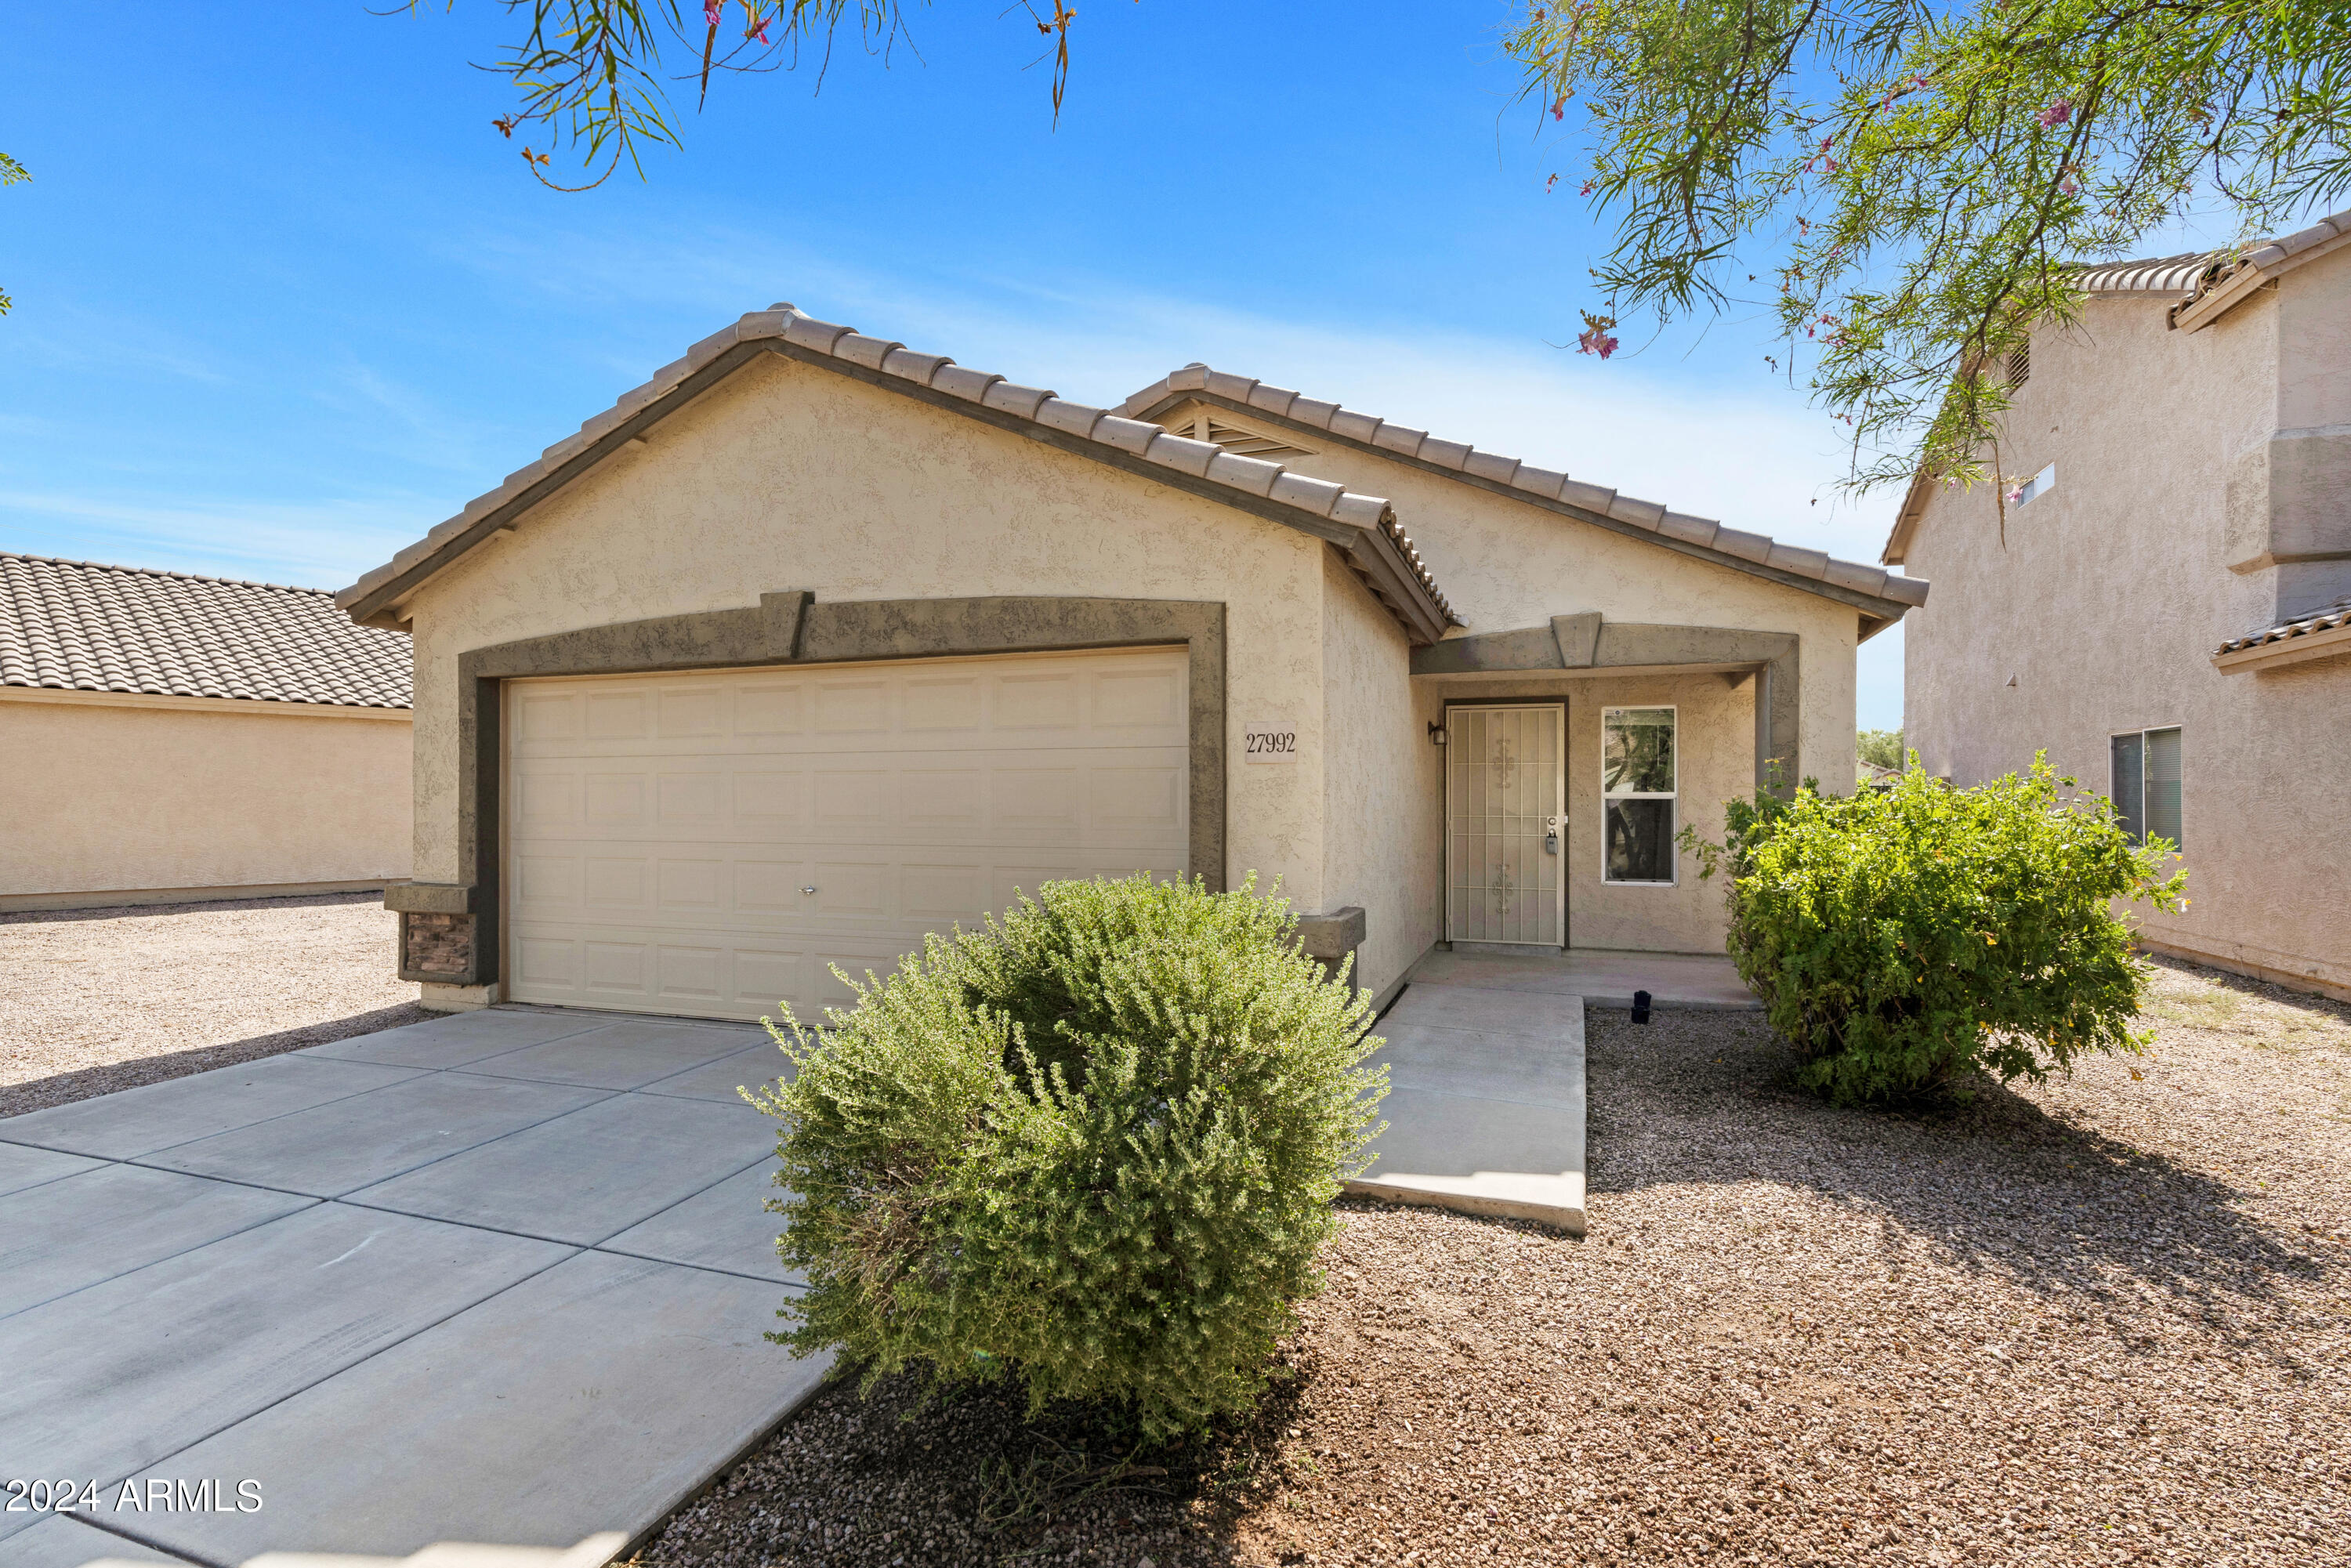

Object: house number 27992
[1242,722,1299,762]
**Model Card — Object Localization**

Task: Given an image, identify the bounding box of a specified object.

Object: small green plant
[1681,754,2186,1103]
[748,873,1387,1442]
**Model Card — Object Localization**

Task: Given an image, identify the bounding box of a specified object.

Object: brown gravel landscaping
[0,893,423,1118]
[634,953,2350,1567]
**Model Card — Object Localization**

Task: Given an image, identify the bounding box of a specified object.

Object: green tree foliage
[1682,756,2186,1103]
[414,1,1084,188]
[748,873,1388,1442]
[1505,0,2351,490]
[1856,726,1904,770]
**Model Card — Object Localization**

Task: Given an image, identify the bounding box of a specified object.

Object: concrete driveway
[0,1008,828,1567]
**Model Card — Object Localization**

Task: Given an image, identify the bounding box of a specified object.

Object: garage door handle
[800,885,818,896]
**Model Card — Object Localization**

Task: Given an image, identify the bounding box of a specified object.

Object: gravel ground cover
[635,954,2350,1567]
[0,893,422,1117]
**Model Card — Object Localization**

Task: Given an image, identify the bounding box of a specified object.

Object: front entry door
[1444,703,1566,946]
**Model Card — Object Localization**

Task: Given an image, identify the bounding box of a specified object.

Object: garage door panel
[657,770,726,823]
[583,772,649,824]
[655,944,725,1001]
[507,648,1187,1021]
[904,675,984,732]
[1094,664,1183,728]
[734,860,806,911]
[813,769,897,825]
[585,690,652,741]
[657,858,726,911]
[657,686,724,739]
[732,770,803,822]
[995,671,1084,730]
[512,766,581,827]
[813,678,893,733]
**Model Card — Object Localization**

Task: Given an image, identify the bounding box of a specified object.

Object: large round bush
[1686,755,2186,1103]
[749,874,1387,1439]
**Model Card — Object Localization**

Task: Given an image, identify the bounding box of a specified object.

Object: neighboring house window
[2009,462,2056,508]
[2110,727,2183,849]
[1603,706,1676,883]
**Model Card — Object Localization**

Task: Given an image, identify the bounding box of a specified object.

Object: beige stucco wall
[1317,551,1435,996]
[1901,255,2351,997]
[397,353,1356,1000]
[0,690,413,905]
[1156,401,1867,795]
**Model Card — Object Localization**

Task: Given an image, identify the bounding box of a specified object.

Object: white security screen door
[503,646,1189,1022]
[1445,703,1566,946]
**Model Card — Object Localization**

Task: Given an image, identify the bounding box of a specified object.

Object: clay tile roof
[2074,252,2219,295]
[2214,597,2351,657]
[1118,365,1929,611]
[337,306,1458,639]
[2070,206,2351,327]
[1,552,411,708]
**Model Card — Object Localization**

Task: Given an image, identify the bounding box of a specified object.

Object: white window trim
[1600,704,1679,887]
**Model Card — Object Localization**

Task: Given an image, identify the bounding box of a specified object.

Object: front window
[2109,726,2183,850]
[1603,706,1676,883]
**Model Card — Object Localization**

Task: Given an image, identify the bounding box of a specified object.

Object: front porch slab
[1407,946,1758,1010]
[1347,980,1588,1234]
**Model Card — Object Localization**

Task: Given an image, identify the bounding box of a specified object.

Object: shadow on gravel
[642,1350,1317,1566]
[1581,1005,2332,1361]
[0,1001,427,1118]
[0,889,389,925]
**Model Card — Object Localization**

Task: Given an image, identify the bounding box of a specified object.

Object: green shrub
[1683,755,2186,1103]
[748,873,1387,1441]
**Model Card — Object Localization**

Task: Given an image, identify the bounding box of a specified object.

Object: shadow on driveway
[0,1002,428,1119]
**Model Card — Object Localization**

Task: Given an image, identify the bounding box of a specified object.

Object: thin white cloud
[0,490,429,588]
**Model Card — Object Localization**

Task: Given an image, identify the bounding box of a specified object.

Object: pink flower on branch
[1576,310,1619,360]
[705,0,723,25]
[2037,97,2072,129]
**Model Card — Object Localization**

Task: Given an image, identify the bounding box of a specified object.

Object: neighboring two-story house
[1886,208,2351,1001]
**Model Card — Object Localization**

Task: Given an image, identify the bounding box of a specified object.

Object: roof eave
[1127,386,1927,625]
[1881,469,1936,567]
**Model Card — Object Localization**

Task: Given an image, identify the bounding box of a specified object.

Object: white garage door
[503,646,1190,1022]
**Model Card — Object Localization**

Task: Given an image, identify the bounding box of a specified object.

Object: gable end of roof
[336,310,1458,647]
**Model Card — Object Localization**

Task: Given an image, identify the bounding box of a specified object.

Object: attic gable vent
[1171,410,1315,460]
[2006,342,2030,389]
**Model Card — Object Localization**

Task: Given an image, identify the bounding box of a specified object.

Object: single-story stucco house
[335,304,1928,1021]
[1,552,414,911]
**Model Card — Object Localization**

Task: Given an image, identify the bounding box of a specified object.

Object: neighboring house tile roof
[1,552,412,708]
[2070,206,2351,330]
[1119,365,1929,614]
[2214,598,2351,662]
[336,306,1457,645]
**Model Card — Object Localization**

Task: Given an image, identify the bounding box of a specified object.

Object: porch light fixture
[1429,721,1447,745]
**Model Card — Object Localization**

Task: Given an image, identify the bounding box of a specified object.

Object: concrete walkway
[0,1009,827,1568]
[1347,978,1589,1235]
[1407,945,1759,1010]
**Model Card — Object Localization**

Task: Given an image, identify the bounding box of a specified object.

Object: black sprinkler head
[1631,989,1653,1024]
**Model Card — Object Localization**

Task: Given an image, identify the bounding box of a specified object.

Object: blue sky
[5,0,1918,726]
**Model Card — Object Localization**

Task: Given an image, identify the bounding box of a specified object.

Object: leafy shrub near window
[1682,755,2186,1103]
[749,873,1388,1441]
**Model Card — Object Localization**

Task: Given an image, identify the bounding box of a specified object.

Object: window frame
[1600,704,1679,886]
[2108,723,2183,852]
